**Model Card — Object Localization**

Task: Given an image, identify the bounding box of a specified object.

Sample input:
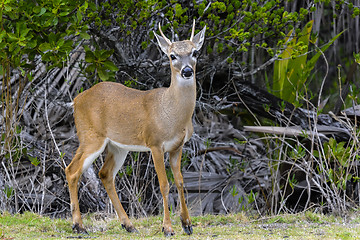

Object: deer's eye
[170,54,177,60]
[192,50,199,58]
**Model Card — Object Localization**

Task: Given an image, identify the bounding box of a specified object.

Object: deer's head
[154,20,206,84]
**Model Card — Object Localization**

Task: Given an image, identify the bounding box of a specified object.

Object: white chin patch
[176,74,194,86]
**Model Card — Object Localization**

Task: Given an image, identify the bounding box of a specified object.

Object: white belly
[81,138,150,173]
[81,135,188,173]
[108,138,151,152]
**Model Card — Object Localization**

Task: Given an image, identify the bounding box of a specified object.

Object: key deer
[65,20,206,236]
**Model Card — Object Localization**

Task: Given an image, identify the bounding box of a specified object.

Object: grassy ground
[1,211,360,239]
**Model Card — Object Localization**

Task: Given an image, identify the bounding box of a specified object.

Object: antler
[158,22,172,45]
[189,19,196,41]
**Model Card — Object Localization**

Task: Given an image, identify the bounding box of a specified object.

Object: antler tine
[189,19,196,41]
[158,22,172,45]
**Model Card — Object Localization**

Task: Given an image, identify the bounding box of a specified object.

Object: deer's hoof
[182,224,193,235]
[121,224,138,233]
[180,217,193,235]
[162,226,175,237]
[72,223,88,234]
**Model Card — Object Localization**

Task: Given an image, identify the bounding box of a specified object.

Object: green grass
[1,211,360,239]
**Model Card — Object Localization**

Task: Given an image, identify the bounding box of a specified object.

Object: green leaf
[29,156,40,166]
[59,11,70,17]
[7,33,17,42]
[306,30,344,72]
[56,38,65,48]
[100,50,113,61]
[273,29,295,98]
[44,18,53,27]
[18,40,26,47]
[60,40,73,52]
[0,42,6,49]
[79,31,90,40]
[94,49,102,59]
[4,5,12,12]
[282,20,313,103]
[48,32,56,45]
[0,31,6,42]
[103,60,119,71]
[19,24,30,38]
[76,10,82,22]
[79,1,88,12]
[9,42,19,53]
[85,64,96,73]
[83,45,91,52]
[4,186,14,199]
[37,8,46,16]
[53,17,59,26]
[98,67,109,81]
[85,51,95,63]
[39,42,51,52]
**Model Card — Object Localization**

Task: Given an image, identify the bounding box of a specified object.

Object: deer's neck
[162,73,196,121]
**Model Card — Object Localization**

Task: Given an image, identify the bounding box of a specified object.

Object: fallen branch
[196,146,243,156]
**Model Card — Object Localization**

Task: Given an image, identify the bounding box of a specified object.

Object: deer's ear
[154,32,171,54]
[192,26,206,51]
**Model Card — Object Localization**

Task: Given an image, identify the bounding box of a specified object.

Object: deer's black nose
[181,66,194,78]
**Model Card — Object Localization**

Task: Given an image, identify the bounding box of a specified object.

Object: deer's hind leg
[65,138,107,233]
[99,143,137,233]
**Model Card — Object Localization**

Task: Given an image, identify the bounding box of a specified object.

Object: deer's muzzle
[181,66,194,78]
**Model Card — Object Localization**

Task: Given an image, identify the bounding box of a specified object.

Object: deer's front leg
[169,147,192,235]
[151,147,174,237]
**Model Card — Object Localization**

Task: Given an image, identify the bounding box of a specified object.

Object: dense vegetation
[0,0,360,226]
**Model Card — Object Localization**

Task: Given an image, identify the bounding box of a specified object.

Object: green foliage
[28,155,40,166]
[247,189,258,205]
[354,52,360,64]
[124,79,138,88]
[4,185,14,199]
[125,165,133,176]
[238,189,258,211]
[89,0,316,68]
[181,151,191,169]
[0,0,92,163]
[2,126,40,166]
[0,0,89,70]
[205,138,211,149]
[305,211,323,223]
[278,135,358,209]
[288,174,298,190]
[320,138,354,190]
[84,46,119,81]
[289,144,306,160]
[230,185,238,197]
[272,21,343,104]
